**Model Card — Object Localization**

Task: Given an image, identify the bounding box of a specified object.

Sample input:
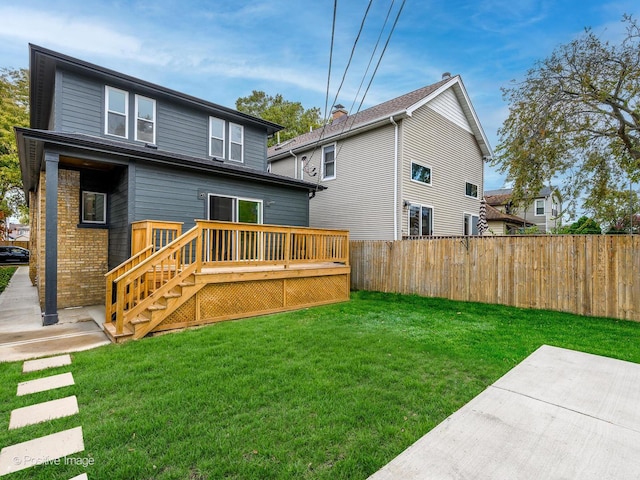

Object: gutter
[289,149,298,180]
[389,116,399,240]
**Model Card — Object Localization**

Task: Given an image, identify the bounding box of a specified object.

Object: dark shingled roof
[268,75,491,159]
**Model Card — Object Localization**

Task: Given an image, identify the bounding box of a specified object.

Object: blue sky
[1,0,638,190]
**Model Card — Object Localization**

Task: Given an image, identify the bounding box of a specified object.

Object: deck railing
[107,220,349,335]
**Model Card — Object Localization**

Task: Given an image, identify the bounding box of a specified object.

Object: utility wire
[304,0,373,172]
[323,0,338,123]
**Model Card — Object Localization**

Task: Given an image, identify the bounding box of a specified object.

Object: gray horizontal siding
[131,163,308,228]
[58,70,102,134]
[56,69,270,171]
[108,168,129,268]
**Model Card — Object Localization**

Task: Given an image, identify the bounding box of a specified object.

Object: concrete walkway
[0,267,110,363]
[369,345,640,480]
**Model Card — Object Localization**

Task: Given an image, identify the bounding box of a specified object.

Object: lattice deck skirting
[154,266,350,332]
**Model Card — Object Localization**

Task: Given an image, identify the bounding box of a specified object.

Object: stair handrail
[105,245,154,325]
[112,224,202,334]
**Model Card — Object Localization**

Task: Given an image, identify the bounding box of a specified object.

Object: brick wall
[32,169,109,309]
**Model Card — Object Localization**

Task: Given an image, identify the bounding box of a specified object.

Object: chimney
[331,104,348,123]
[442,72,452,80]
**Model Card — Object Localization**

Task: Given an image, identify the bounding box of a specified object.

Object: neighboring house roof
[485,204,533,226]
[485,186,557,199]
[15,128,324,194]
[268,75,492,160]
[485,193,512,207]
[28,44,283,135]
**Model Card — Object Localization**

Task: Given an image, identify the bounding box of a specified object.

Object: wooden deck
[104,221,350,342]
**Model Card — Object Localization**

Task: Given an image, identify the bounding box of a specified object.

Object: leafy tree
[236,91,321,147]
[0,68,29,237]
[493,15,640,220]
[563,216,602,234]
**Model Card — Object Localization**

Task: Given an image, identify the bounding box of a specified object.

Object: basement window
[82,191,107,224]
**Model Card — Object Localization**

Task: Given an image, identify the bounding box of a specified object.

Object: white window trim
[134,94,156,144]
[207,194,263,223]
[463,212,479,235]
[229,122,244,163]
[465,182,479,199]
[410,161,432,186]
[236,196,263,224]
[105,86,128,138]
[82,191,107,224]
[209,117,226,158]
[535,199,545,216]
[322,143,337,181]
[407,203,434,236]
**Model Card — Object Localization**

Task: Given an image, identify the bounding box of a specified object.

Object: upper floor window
[135,95,156,143]
[82,191,107,224]
[229,123,244,162]
[209,117,225,158]
[411,162,432,185]
[322,144,336,180]
[465,182,478,198]
[535,199,545,216]
[105,86,128,138]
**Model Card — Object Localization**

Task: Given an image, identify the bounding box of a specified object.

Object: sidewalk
[0,267,110,363]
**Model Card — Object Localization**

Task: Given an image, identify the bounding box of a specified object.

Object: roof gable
[28,44,283,135]
[269,75,492,159]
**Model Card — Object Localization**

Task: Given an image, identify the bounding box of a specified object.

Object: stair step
[130,315,151,325]
[147,304,167,311]
[179,282,195,287]
[164,292,181,299]
[103,322,134,343]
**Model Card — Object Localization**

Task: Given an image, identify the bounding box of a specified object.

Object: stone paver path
[16,372,75,396]
[0,354,90,478]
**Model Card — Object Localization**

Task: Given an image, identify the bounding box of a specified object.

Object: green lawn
[2,291,640,479]
[0,266,16,294]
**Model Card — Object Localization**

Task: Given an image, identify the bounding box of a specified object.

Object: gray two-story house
[16,44,327,326]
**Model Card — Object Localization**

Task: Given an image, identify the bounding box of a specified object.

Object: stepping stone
[0,426,84,475]
[69,474,88,480]
[23,354,72,373]
[17,372,74,396]
[9,396,79,430]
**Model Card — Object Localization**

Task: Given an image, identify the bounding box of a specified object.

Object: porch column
[43,152,59,326]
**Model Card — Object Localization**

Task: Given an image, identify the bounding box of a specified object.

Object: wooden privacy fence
[351,235,640,322]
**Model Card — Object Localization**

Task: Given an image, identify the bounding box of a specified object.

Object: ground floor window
[208,195,262,223]
[464,213,479,235]
[409,204,433,236]
[82,191,107,224]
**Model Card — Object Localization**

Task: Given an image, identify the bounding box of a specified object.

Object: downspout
[289,150,298,179]
[389,116,399,240]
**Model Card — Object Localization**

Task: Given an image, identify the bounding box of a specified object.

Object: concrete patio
[369,344,640,479]
[0,267,110,362]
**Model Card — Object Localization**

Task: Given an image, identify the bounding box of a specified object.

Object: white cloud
[0,7,170,66]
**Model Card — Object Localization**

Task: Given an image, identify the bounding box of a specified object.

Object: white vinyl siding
[300,126,396,239]
[402,104,483,236]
